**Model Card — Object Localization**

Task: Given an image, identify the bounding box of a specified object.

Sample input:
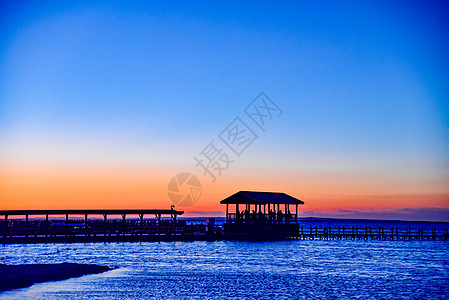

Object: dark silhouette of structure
[1,193,447,243]
[220,191,305,239]
[0,209,184,243]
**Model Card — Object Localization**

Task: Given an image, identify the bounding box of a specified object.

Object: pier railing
[293,225,449,241]
[0,219,222,242]
[227,212,298,224]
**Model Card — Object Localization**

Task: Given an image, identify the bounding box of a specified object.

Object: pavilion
[220,191,304,224]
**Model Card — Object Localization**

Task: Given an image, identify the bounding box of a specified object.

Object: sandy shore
[0,263,113,292]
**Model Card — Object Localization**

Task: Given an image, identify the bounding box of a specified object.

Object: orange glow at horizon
[1,162,448,216]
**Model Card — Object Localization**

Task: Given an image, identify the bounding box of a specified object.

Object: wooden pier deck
[1,209,448,243]
[1,222,448,243]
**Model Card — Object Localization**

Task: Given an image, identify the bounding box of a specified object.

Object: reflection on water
[1,238,448,299]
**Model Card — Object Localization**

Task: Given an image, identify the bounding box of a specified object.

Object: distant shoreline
[0,263,114,292]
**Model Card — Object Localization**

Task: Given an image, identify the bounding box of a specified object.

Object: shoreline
[0,263,114,292]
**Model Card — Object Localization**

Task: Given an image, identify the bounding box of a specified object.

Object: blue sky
[1,1,448,219]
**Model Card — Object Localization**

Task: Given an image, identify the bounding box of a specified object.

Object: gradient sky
[1,1,448,221]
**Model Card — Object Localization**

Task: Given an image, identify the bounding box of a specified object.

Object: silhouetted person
[277,210,283,223]
[286,211,292,223]
[257,211,263,223]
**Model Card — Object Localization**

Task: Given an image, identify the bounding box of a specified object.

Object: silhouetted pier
[1,196,448,243]
[292,225,449,241]
[0,209,188,243]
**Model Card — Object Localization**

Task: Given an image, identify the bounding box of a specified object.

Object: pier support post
[85,214,88,236]
[45,214,49,237]
[4,215,8,238]
[103,214,107,236]
[139,214,144,236]
[156,214,161,236]
[121,214,126,235]
[66,213,69,237]
[25,214,29,238]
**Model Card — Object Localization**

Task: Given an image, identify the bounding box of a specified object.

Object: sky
[1,0,448,221]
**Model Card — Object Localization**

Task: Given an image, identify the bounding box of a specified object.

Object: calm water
[1,222,448,299]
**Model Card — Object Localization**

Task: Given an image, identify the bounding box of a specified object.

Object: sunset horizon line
[1,206,448,222]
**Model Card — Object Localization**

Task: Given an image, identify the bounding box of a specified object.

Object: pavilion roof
[220,191,304,205]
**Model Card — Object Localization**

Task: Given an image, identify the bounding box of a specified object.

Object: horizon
[1,1,448,222]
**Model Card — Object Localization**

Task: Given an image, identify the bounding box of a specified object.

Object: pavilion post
[236,204,240,221]
[226,204,229,223]
[295,204,298,223]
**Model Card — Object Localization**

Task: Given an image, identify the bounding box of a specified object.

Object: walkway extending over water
[1,209,448,243]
